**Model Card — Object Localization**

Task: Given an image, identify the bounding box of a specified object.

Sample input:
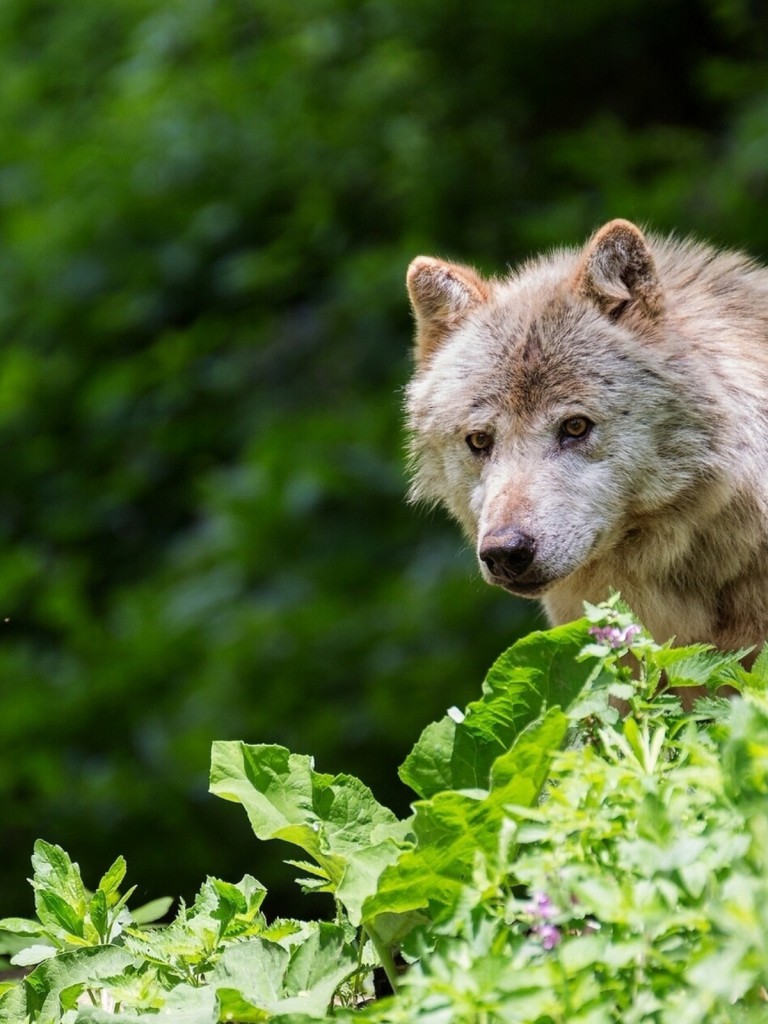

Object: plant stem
[364,924,399,995]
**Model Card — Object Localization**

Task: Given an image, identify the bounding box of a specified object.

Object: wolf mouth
[490,576,555,598]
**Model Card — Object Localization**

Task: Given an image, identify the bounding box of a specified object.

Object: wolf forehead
[405,219,680,432]
[408,284,640,431]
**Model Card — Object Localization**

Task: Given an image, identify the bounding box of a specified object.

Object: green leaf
[747,642,768,684]
[24,944,133,1020]
[97,856,127,905]
[400,619,594,799]
[76,983,218,1023]
[489,706,569,803]
[209,923,357,1017]
[31,841,88,939]
[88,890,109,942]
[31,841,87,911]
[10,943,58,967]
[0,984,25,1024]
[365,708,568,922]
[654,644,750,688]
[211,937,288,1009]
[280,923,358,1011]
[0,917,45,937]
[36,890,85,940]
[130,895,174,925]
[209,743,411,923]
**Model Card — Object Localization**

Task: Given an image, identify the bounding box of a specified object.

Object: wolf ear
[574,219,663,319]
[407,256,489,364]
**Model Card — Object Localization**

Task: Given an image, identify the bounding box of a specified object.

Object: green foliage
[5,604,768,1020]
[209,742,410,925]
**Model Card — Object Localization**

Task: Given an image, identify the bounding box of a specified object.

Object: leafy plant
[3,599,768,1021]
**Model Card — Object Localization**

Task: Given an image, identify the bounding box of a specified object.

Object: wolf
[405,219,768,654]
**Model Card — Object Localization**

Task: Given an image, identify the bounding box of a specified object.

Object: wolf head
[405,219,720,602]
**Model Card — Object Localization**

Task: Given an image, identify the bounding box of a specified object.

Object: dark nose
[479,529,536,580]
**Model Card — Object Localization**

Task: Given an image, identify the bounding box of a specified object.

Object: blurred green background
[2,0,768,917]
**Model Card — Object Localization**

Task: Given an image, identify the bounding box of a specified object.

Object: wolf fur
[405,219,768,653]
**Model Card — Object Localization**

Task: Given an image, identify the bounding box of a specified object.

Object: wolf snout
[479,529,537,582]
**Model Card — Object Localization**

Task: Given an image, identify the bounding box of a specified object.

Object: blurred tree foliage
[2,0,768,915]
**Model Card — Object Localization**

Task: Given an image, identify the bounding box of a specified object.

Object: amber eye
[560,416,592,441]
[466,431,493,454]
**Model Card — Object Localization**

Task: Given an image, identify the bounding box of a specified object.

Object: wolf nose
[479,530,536,579]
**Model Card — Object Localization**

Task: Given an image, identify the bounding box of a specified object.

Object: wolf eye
[560,416,592,441]
[466,431,493,454]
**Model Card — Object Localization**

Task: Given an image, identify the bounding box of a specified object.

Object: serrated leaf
[209,875,267,921]
[284,859,330,880]
[31,841,87,914]
[207,878,248,914]
[654,645,750,688]
[747,642,768,684]
[296,876,331,893]
[399,620,594,799]
[691,696,733,722]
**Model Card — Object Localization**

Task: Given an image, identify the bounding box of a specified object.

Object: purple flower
[535,922,561,950]
[528,891,556,919]
[525,891,562,950]
[588,623,641,649]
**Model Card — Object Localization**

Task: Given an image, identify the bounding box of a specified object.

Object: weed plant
[2,597,767,1022]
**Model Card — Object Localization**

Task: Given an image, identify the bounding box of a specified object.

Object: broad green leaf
[400,620,594,798]
[365,708,568,922]
[280,922,358,1010]
[209,923,357,1017]
[211,937,288,1009]
[489,707,569,803]
[213,991,270,1023]
[76,983,218,1023]
[24,944,133,1020]
[0,984,25,1024]
[209,743,411,923]
[363,788,490,921]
